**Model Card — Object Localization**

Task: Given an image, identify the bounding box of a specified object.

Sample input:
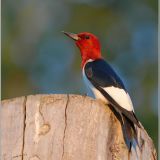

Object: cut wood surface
[1,94,157,160]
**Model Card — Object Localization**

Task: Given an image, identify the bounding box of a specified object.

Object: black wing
[84,59,140,128]
[84,59,126,90]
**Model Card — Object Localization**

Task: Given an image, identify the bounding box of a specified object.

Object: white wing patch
[103,86,134,111]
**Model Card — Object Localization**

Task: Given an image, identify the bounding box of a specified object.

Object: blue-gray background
[2,0,158,149]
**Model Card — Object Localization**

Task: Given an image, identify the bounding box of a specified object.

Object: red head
[63,31,102,67]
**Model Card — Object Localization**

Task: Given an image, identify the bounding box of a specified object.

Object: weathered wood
[1,94,157,160]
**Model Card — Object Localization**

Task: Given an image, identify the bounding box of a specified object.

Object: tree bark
[1,94,157,160]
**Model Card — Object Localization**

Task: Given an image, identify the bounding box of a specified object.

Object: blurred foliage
[2,0,158,150]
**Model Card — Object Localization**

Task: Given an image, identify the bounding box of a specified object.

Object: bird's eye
[85,35,90,39]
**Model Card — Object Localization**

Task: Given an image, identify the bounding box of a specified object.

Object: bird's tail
[121,114,138,151]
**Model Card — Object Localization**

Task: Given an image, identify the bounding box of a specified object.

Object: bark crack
[61,94,69,160]
[22,96,27,160]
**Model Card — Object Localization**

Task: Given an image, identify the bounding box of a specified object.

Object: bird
[63,31,141,151]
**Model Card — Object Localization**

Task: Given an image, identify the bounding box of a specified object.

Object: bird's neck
[81,50,102,68]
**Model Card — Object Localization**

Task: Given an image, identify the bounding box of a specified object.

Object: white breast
[82,64,109,104]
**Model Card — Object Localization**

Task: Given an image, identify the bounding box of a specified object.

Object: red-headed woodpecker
[63,31,141,150]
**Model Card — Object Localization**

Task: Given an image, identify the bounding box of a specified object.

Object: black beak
[62,31,80,41]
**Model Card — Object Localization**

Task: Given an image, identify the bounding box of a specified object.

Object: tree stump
[1,94,157,160]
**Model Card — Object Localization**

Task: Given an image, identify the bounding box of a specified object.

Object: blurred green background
[2,0,158,150]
